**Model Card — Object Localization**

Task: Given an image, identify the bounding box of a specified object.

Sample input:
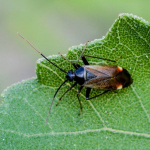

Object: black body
[73,65,133,90]
[65,57,133,103]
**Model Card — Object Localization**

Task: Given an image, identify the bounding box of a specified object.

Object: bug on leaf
[17,33,133,123]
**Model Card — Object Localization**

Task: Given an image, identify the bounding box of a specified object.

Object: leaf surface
[1,13,150,149]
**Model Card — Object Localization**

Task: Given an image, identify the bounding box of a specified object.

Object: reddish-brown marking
[117,66,123,72]
[116,84,123,89]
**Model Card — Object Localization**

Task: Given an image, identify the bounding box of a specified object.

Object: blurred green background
[1,0,150,104]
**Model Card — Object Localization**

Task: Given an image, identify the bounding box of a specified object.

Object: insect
[17,33,133,123]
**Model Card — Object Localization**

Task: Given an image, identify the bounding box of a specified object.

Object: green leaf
[1,13,150,149]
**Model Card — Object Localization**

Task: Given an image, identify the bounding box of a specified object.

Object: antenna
[17,32,67,73]
[45,79,68,123]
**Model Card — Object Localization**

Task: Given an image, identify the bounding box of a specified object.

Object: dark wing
[83,77,119,90]
[84,65,122,77]
[83,65,123,90]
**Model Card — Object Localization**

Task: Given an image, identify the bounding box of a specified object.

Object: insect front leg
[58,52,80,69]
[77,86,84,115]
[56,82,77,106]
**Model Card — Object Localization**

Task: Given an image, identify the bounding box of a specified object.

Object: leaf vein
[1,127,150,138]
[131,85,150,122]
[123,17,150,47]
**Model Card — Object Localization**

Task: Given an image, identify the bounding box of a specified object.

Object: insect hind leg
[82,55,122,63]
[86,90,109,100]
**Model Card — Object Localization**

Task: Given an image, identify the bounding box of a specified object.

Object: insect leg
[58,52,80,69]
[82,55,122,62]
[76,41,89,66]
[82,55,116,62]
[56,82,77,106]
[85,88,91,100]
[86,90,109,100]
[81,54,90,65]
[77,86,84,115]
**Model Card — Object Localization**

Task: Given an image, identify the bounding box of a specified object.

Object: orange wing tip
[117,66,123,72]
[117,84,123,90]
